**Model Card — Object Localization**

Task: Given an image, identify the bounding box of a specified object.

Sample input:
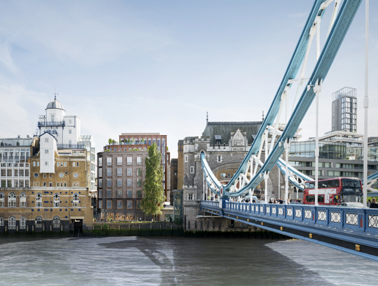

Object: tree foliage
[141,143,166,215]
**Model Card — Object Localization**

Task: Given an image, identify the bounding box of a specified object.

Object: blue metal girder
[221,0,328,192]
[225,0,362,197]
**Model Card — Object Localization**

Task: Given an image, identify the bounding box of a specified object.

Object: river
[0,236,376,285]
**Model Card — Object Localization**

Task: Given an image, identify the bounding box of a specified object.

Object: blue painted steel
[201,0,328,192]
[223,0,362,197]
[200,0,363,197]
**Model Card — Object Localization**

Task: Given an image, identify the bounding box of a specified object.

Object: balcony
[38,121,65,127]
[57,144,85,150]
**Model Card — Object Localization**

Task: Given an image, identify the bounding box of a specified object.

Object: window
[36,193,42,207]
[54,193,60,207]
[20,193,26,207]
[117,179,122,187]
[127,168,132,176]
[137,179,142,187]
[0,193,4,207]
[188,194,194,200]
[45,161,48,166]
[99,190,102,198]
[37,161,39,167]
[45,138,49,143]
[137,168,142,176]
[127,157,132,165]
[8,216,16,230]
[20,217,26,230]
[99,168,102,177]
[53,216,60,228]
[107,190,112,198]
[117,157,122,165]
[8,192,16,207]
[57,162,59,167]
[99,179,102,188]
[33,161,36,167]
[117,190,122,198]
[64,162,67,167]
[73,193,79,207]
[0,217,3,226]
[117,168,122,176]
[76,162,79,167]
[45,150,49,154]
[107,168,112,177]
[137,190,142,198]
[107,157,112,166]
[190,166,194,174]
[35,216,43,228]
[107,179,112,187]
[117,200,123,209]
[73,162,76,167]
[127,179,132,187]
[127,190,132,198]
[49,182,53,187]
[99,158,102,167]
[137,157,142,165]
[217,155,222,163]
[69,130,72,134]
[107,200,112,209]
[99,200,102,209]
[185,155,188,162]
[127,200,133,209]
[136,201,141,209]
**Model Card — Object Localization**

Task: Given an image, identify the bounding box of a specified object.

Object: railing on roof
[38,121,65,127]
[57,144,85,150]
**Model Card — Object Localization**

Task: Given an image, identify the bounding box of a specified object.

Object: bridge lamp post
[363,0,369,208]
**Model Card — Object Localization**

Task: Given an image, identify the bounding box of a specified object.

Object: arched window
[0,217,4,226]
[20,193,26,207]
[36,193,42,207]
[73,193,79,207]
[53,216,60,228]
[0,193,4,207]
[54,193,60,207]
[8,216,16,230]
[8,192,16,207]
[20,217,26,229]
[35,216,43,229]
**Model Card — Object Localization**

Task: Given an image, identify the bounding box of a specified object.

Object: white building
[38,97,81,147]
[0,136,32,188]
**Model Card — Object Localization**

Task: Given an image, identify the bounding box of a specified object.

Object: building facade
[0,98,95,232]
[178,120,287,230]
[97,133,170,221]
[332,87,357,132]
[0,133,93,232]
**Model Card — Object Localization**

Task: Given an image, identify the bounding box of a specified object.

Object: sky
[0,0,377,158]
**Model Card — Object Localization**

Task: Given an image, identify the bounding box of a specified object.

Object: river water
[0,236,377,286]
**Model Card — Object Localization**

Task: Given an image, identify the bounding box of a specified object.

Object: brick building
[0,133,93,232]
[97,133,170,221]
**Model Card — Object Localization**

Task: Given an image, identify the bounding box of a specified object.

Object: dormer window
[215,135,222,145]
[45,138,49,143]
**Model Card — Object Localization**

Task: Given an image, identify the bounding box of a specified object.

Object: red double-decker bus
[303,177,362,205]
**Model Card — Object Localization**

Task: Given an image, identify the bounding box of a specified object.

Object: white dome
[46,99,65,110]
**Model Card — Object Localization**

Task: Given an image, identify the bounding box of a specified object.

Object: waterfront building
[0,133,93,232]
[97,133,170,221]
[0,136,33,188]
[180,119,278,229]
[332,87,357,132]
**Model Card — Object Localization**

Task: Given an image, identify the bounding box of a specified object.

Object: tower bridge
[186,0,378,261]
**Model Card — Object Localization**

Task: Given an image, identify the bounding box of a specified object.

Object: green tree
[141,143,166,216]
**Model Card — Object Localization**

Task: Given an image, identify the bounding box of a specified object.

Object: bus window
[306,196,315,203]
[328,180,339,188]
[305,182,315,189]
[318,195,324,203]
[341,179,360,188]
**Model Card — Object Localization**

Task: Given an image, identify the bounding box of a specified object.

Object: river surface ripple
[0,237,377,286]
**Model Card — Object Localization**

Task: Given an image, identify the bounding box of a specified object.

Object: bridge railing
[201,201,220,208]
[201,201,378,235]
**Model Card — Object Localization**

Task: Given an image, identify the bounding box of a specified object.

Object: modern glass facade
[289,142,346,159]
